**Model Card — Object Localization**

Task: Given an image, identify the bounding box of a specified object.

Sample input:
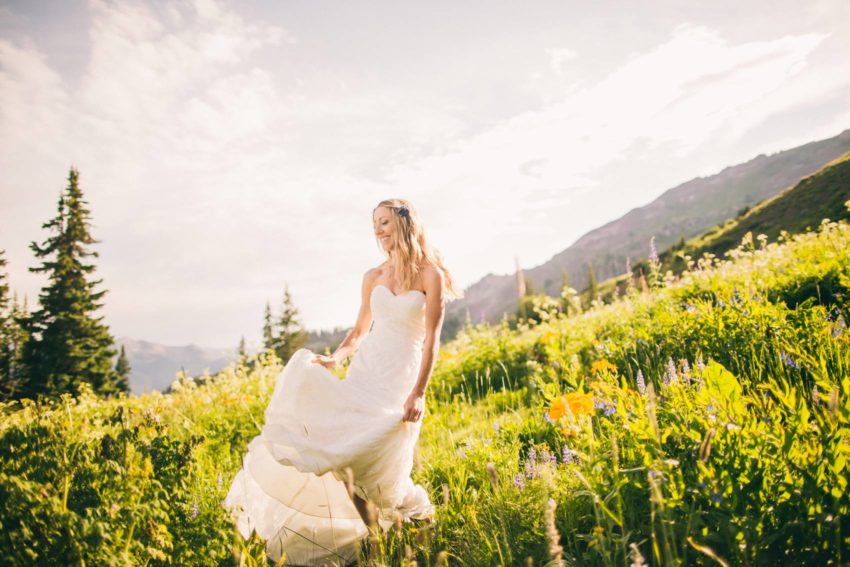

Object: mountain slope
[668,151,850,266]
[118,337,237,394]
[445,128,850,332]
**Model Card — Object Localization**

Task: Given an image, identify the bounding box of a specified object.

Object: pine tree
[20,167,123,399]
[0,250,16,398]
[262,301,274,353]
[272,284,306,362]
[114,344,131,392]
[238,335,247,359]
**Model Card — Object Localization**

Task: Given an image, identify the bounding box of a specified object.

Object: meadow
[1,207,849,566]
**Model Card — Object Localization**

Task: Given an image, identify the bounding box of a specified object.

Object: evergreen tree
[272,284,306,362]
[0,250,16,398]
[114,344,131,392]
[20,167,123,398]
[238,335,247,359]
[583,261,598,310]
[262,301,274,353]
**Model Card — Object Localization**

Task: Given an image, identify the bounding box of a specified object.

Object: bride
[224,198,464,565]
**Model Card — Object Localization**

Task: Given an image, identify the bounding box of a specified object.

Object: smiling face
[373,206,396,252]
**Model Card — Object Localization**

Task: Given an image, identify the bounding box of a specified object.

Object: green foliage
[16,167,124,399]
[1,211,850,565]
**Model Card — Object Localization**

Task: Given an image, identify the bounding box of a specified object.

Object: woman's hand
[402,391,425,422]
[311,354,338,369]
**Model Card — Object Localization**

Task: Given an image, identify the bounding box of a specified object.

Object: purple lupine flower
[681,359,692,384]
[595,400,616,416]
[513,473,525,490]
[780,351,800,370]
[685,304,696,313]
[540,448,551,464]
[636,370,646,395]
[561,445,573,465]
[696,356,706,374]
[191,501,199,520]
[732,288,742,306]
[663,358,677,386]
[528,447,537,463]
[648,237,659,264]
[493,421,500,435]
[524,458,538,479]
[548,451,558,466]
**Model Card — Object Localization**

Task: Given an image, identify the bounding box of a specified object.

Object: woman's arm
[330,269,378,362]
[403,266,445,421]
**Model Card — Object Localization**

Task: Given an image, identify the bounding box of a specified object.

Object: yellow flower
[541,330,559,343]
[548,396,567,421]
[564,392,594,417]
[590,359,618,375]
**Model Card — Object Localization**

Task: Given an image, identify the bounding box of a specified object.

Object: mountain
[444,128,850,332]
[117,337,238,395]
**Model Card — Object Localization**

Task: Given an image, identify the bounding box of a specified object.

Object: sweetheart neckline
[373,283,425,298]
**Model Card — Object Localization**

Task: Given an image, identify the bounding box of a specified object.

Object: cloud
[384,24,842,275]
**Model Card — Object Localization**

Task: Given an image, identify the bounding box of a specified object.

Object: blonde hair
[372,198,464,301]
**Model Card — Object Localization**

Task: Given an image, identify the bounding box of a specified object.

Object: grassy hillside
[662,151,850,274]
[1,211,849,565]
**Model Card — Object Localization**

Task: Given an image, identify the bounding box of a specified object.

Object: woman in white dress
[224,198,464,565]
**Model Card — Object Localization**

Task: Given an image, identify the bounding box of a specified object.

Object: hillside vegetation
[660,151,850,275]
[1,207,849,565]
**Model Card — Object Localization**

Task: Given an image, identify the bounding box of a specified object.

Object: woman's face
[373,206,395,252]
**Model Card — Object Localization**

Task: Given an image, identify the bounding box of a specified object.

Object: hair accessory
[397,205,410,219]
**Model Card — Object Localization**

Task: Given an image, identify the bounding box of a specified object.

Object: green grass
[2,210,850,566]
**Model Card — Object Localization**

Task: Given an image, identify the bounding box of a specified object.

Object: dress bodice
[369,284,427,345]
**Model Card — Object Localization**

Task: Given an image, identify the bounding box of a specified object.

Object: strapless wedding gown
[224,284,435,566]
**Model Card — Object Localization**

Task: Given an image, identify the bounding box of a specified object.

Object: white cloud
[385,24,843,279]
[2,3,849,347]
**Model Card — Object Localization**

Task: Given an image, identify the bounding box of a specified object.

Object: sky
[1,0,849,350]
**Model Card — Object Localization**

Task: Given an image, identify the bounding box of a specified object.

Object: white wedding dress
[224,284,435,566]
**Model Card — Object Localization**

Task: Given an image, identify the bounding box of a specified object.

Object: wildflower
[590,359,618,375]
[780,351,800,370]
[493,421,501,435]
[813,386,820,405]
[732,288,742,306]
[190,501,199,520]
[696,356,706,374]
[565,392,594,417]
[540,448,551,464]
[663,357,677,386]
[648,237,659,265]
[635,370,646,395]
[548,396,567,421]
[595,400,616,416]
[544,410,556,424]
[681,359,692,384]
[513,473,525,490]
[685,304,696,313]
[524,458,537,479]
